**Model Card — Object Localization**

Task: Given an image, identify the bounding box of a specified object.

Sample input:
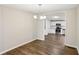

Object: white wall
[32,18,38,39]
[68,7,79,53]
[76,7,79,52]
[46,20,50,35]
[0,6,36,53]
[65,8,77,47]
[0,7,4,52]
[43,19,50,35]
[37,19,45,40]
[36,18,49,40]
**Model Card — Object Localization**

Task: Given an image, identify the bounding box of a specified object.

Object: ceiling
[1,4,79,14]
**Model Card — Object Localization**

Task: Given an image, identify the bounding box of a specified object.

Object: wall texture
[0,7,4,52]
[77,7,79,53]
[65,8,77,47]
[37,19,45,40]
[0,6,35,53]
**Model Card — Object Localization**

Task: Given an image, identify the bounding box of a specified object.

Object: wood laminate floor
[3,34,78,55]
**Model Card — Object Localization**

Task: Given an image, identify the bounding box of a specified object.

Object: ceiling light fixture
[43,16,46,19]
[40,16,44,19]
[33,15,37,19]
[40,16,46,19]
[53,16,60,19]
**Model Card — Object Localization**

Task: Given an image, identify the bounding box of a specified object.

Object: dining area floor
[3,34,78,55]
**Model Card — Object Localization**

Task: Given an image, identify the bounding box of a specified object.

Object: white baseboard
[1,40,78,55]
[36,37,45,40]
[36,39,45,41]
[76,47,79,54]
[0,39,36,55]
[65,44,77,48]
[65,44,79,54]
